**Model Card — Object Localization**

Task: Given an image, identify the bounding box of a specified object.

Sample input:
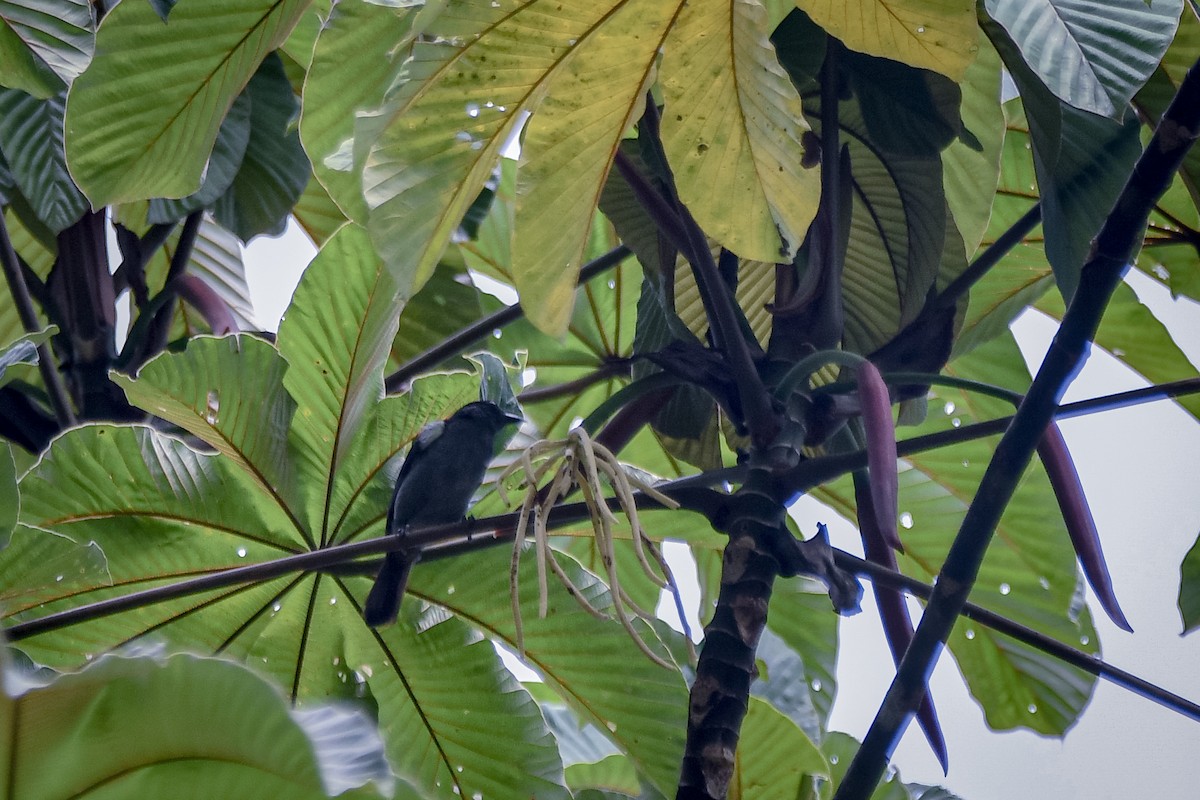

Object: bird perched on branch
[364,401,521,627]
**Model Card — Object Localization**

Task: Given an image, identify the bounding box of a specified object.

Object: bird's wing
[386,419,446,533]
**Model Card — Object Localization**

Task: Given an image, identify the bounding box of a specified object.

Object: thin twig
[934,203,1043,312]
[834,550,1200,723]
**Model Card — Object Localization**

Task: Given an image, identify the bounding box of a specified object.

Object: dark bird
[363,401,520,627]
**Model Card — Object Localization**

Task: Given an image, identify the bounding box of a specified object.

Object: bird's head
[455,401,523,432]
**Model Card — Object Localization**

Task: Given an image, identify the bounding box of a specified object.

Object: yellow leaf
[800,0,979,80]
[660,0,821,263]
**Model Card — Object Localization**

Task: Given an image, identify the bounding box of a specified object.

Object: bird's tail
[364,552,415,627]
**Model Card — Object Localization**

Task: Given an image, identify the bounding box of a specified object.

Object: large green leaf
[0,325,51,392]
[816,334,1099,734]
[1035,281,1200,423]
[513,0,674,333]
[0,0,93,98]
[942,32,1005,257]
[293,173,349,246]
[111,335,302,526]
[64,0,308,206]
[0,88,87,232]
[276,223,401,541]
[213,53,311,242]
[0,441,14,548]
[825,94,948,353]
[1,650,392,799]
[761,576,840,731]
[797,0,979,80]
[188,216,259,330]
[404,548,691,796]
[984,0,1182,118]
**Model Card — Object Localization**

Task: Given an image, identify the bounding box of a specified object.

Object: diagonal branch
[834,57,1200,800]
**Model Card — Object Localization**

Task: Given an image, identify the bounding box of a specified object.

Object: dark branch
[835,56,1200,800]
[0,211,76,427]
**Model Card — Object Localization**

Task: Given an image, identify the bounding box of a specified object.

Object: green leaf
[1,651,391,798]
[409,547,690,796]
[798,0,979,81]
[64,0,308,206]
[659,0,819,265]
[336,600,571,800]
[0,0,93,97]
[0,325,52,391]
[809,92,947,353]
[361,1,559,297]
[301,0,418,223]
[111,335,303,528]
[276,223,400,540]
[0,88,88,232]
[565,753,642,796]
[1179,530,1200,634]
[1036,281,1200,424]
[762,575,840,731]
[293,173,349,246]
[213,53,311,242]
[147,92,252,225]
[0,522,109,608]
[942,32,1005,257]
[278,0,331,69]
[388,264,484,371]
[984,0,1182,118]
[985,20,1142,300]
[188,216,259,330]
[729,697,828,800]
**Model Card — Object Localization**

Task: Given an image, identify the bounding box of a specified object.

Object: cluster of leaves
[0,1,1198,799]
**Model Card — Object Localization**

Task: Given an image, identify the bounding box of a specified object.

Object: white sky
[244,222,1200,799]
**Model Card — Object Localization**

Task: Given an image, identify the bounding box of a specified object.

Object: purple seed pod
[174,274,238,336]
[1038,422,1133,632]
[856,359,902,552]
[854,471,948,771]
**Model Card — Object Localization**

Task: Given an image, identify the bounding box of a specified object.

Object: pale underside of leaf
[983,0,1183,118]
[0,0,94,96]
[660,0,821,263]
